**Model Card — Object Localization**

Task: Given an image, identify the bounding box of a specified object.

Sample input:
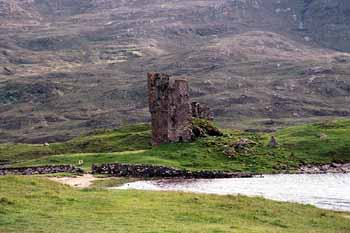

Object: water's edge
[1,162,349,177]
[114,173,350,212]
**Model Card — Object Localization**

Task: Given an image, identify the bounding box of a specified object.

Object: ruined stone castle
[148,73,213,146]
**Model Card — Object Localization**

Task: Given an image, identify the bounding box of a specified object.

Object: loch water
[115,173,350,211]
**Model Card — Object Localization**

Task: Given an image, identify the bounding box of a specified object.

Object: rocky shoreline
[297,163,350,174]
[1,162,349,177]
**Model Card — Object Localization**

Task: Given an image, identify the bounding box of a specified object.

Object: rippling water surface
[115,174,350,211]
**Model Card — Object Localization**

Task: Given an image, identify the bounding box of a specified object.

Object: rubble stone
[191,102,214,120]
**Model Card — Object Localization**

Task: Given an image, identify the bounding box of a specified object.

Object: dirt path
[48,174,99,188]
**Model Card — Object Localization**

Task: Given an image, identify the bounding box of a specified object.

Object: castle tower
[148,73,193,146]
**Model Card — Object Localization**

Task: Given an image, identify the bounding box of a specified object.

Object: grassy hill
[0,124,151,164]
[2,120,350,173]
[0,176,349,233]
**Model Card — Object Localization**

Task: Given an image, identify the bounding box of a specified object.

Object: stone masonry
[191,101,214,121]
[0,165,83,176]
[148,73,193,146]
[92,163,255,178]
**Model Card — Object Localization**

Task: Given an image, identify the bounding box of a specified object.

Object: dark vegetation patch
[0,82,62,105]
[17,36,85,51]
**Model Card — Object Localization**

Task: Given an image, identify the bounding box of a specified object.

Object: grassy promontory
[1,120,350,173]
[0,176,349,233]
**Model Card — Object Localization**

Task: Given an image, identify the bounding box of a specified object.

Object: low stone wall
[298,163,350,174]
[0,165,83,176]
[91,163,254,178]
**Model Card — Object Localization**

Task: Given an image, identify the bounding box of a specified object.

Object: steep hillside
[297,0,350,51]
[1,0,350,143]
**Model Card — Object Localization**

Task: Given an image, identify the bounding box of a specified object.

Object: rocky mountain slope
[1,0,350,143]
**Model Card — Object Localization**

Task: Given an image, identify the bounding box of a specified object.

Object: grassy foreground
[1,176,349,233]
[2,120,350,173]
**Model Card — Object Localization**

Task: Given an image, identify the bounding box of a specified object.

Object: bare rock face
[148,73,193,146]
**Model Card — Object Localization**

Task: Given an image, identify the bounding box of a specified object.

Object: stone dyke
[91,163,255,178]
[0,165,83,176]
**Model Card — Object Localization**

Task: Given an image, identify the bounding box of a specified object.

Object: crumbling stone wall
[191,102,214,121]
[148,73,193,145]
[92,163,254,178]
[0,165,82,176]
[148,73,216,146]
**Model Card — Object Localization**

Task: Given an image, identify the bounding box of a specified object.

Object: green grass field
[1,120,350,173]
[1,176,349,233]
[1,121,350,232]
[0,124,151,163]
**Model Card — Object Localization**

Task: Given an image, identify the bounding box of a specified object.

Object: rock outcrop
[268,136,278,148]
[298,163,350,174]
[191,118,223,138]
